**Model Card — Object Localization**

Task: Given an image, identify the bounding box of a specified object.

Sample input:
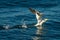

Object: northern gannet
[29,8,48,26]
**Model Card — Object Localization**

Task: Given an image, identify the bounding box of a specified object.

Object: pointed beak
[29,8,43,16]
[29,8,36,14]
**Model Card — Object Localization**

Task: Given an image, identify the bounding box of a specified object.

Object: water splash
[21,19,27,28]
[3,24,10,30]
[22,21,27,28]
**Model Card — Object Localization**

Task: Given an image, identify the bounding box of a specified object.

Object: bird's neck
[36,13,40,20]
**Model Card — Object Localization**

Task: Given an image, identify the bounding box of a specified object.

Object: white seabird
[29,8,48,26]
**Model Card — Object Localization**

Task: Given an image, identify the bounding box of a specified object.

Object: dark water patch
[45,20,60,31]
[43,32,60,39]
[42,30,60,39]
[0,11,19,14]
[0,0,59,8]
[50,20,60,25]
[0,23,36,30]
[35,3,58,8]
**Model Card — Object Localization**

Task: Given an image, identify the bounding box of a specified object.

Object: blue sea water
[0,0,60,40]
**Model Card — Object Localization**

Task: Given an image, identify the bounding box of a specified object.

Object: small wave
[0,0,59,7]
[0,24,35,30]
[50,20,60,24]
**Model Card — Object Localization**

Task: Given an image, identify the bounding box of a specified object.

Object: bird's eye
[37,13,38,14]
[37,13,40,15]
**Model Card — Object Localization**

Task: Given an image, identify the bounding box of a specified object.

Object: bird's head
[29,8,36,14]
[29,8,42,16]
